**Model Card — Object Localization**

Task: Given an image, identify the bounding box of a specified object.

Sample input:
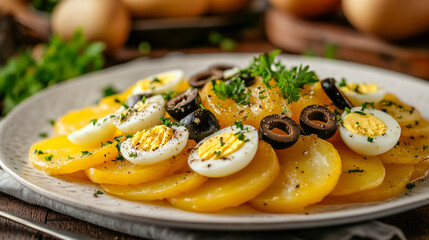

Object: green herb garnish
[339,78,347,87]
[406,183,415,190]
[220,138,225,147]
[348,169,364,173]
[39,132,48,138]
[44,154,53,161]
[234,120,244,130]
[49,120,55,126]
[362,102,375,111]
[211,79,250,105]
[129,152,138,157]
[81,151,91,157]
[103,85,117,97]
[160,117,182,127]
[161,91,176,101]
[367,137,374,143]
[89,119,97,126]
[214,151,221,156]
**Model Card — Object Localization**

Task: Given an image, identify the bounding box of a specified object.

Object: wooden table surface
[1,40,429,239]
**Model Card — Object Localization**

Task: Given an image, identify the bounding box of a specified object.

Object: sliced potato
[86,141,195,185]
[376,93,421,126]
[401,118,429,137]
[380,135,429,164]
[325,164,414,203]
[101,167,207,201]
[410,162,429,183]
[329,142,385,196]
[168,141,280,212]
[29,136,118,175]
[54,106,116,136]
[249,135,341,213]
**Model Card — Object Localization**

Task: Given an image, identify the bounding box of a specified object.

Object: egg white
[120,126,189,165]
[188,125,259,178]
[132,69,184,95]
[113,95,165,134]
[68,114,117,146]
[339,107,401,156]
[341,84,386,107]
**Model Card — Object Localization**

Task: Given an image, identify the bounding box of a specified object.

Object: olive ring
[259,114,301,149]
[300,105,337,139]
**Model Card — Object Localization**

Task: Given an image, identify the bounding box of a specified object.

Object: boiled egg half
[132,69,184,95]
[113,95,165,134]
[188,125,258,178]
[339,81,386,106]
[67,114,117,146]
[120,125,189,165]
[339,107,401,156]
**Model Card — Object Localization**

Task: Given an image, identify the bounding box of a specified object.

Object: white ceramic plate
[0,53,428,231]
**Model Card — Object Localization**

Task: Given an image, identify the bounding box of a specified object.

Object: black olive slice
[188,71,223,88]
[321,78,353,110]
[166,89,200,121]
[208,65,233,73]
[259,114,301,149]
[299,105,337,139]
[126,94,152,108]
[180,109,220,142]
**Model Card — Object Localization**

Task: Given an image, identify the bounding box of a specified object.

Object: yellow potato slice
[101,167,207,201]
[199,77,291,130]
[379,135,429,164]
[401,118,429,137]
[85,141,195,185]
[97,92,128,111]
[168,141,280,212]
[410,162,429,183]
[329,143,385,196]
[325,164,414,203]
[248,135,341,213]
[376,93,421,127]
[29,136,118,175]
[54,106,116,136]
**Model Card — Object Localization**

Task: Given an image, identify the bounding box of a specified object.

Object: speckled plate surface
[0,53,429,231]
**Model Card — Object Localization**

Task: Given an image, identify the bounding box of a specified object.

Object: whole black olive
[180,109,220,142]
[321,78,353,110]
[259,114,301,149]
[126,94,152,108]
[300,105,337,139]
[188,71,223,88]
[166,89,200,121]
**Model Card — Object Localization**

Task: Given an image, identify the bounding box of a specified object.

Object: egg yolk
[197,132,245,160]
[131,126,173,151]
[340,83,379,94]
[343,112,387,137]
[134,73,176,91]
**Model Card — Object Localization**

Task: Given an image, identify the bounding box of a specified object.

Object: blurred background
[0,0,428,116]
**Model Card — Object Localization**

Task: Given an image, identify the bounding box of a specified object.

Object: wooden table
[1,40,429,239]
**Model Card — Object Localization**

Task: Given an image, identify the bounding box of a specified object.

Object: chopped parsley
[259,95,267,99]
[81,151,92,157]
[103,85,117,97]
[219,138,225,147]
[200,104,205,110]
[67,156,75,159]
[406,183,415,190]
[89,119,97,125]
[423,145,428,151]
[39,132,48,138]
[214,151,221,156]
[160,117,182,127]
[141,96,146,104]
[234,120,244,130]
[120,113,126,122]
[129,152,138,157]
[339,78,347,87]
[44,154,53,161]
[405,124,413,129]
[361,102,375,111]
[367,137,374,143]
[345,107,351,114]
[161,91,176,101]
[348,169,364,173]
[356,121,359,125]
[115,98,129,109]
[151,77,161,84]
[353,111,367,116]
[281,107,288,115]
[237,132,245,141]
[93,190,104,197]
[334,109,343,124]
[49,120,55,126]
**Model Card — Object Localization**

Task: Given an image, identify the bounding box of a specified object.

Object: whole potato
[342,0,429,40]
[121,0,209,18]
[270,0,340,17]
[52,0,130,52]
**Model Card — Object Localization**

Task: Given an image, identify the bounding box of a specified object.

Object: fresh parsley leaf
[49,120,55,126]
[220,138,225,146]
[89,119,97,125]
[161,91,176,101]
[406,183,415,190]
[129,152,138,157]
[423,145,428,151]
[81,151,91,157]
[214,151,221,156]
[160,117,182,127]
[44,154,53,161]
[362,102,375,111]
[339,78,347,87]
[39,132,48,138]
[367,137,374,143]
[348,169,364,173]
[234,120,244,130]
[344,107,351,114]
[103,85,117,97]
[211,79,250,105]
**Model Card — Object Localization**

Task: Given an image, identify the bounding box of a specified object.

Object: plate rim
[1,53,429,231]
